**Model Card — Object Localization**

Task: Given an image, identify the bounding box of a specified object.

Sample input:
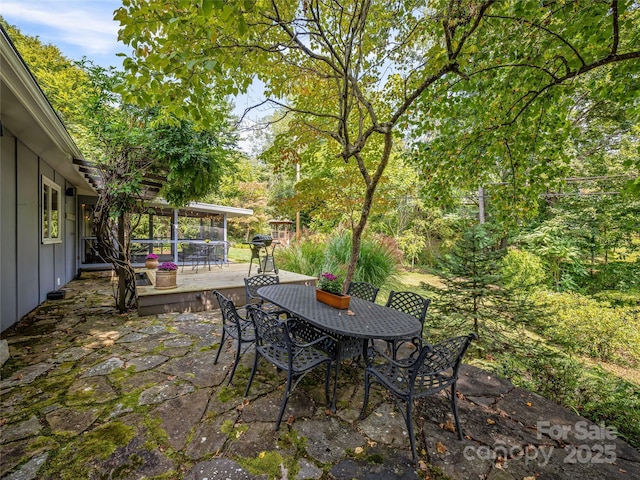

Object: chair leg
[227,339,242,385]
[330,361,340,412]
[214,330,227,364]
[244,352,259,397]
[324,362,332,407]
[406,398,418,465]
[359,371,371,419]
[450,382,463,440]
[275,372,294,430]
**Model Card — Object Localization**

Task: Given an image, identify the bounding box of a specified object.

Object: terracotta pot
[145,259,159,269]
[315,288,350,309]
[155,269,177,290]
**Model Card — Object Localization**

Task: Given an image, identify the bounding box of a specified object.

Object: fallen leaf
[435,441,447,454]
[526,402,532,407]
[325,408,333,415]
[417,459,429,471]
[286,415,295,425]
[619,469,627,474]
[523,477,536,480]
[442,419,456,433]
[486,418,496,425]
[354,446,364,454]
[346,310,355,316]
[367,440,377,447]
[375,412,383,417]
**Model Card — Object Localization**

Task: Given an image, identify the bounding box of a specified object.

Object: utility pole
[296,161,301,242]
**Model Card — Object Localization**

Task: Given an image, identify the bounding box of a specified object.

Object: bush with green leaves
[490,350,640,449]
[500,248,548,292]
[534,291,640,365]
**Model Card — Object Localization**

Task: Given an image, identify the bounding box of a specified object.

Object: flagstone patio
[1,271,639,479]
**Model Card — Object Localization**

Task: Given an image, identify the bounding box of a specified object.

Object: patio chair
[360,333,477,464]
[384,290,431,358]
[244,274,287,316]
[180,243,210,272]
[244,305,334,430]
[346,281,379,303]
[213,290,256,385]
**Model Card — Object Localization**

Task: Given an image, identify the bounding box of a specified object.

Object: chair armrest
[287,318,335,349]
[365,343,419,369]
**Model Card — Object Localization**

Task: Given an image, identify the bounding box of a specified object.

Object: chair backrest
[247,305,292,356]
[244,275,280,303]
[214,290,243,328]
[412,333,477,392]
[346,282,379,303]
[385,291,431,325]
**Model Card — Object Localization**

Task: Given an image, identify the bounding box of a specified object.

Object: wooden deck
[136,263,316,316]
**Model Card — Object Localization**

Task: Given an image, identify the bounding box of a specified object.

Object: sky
[1,0,125,69]
[0,0,268,132]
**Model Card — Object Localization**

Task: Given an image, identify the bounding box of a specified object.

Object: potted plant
[155,261,178,289]
[316,272,350,309]
[145,253,159,269]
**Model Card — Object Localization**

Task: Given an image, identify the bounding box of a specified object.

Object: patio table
[183,240,227,270]
[257,284,421,410]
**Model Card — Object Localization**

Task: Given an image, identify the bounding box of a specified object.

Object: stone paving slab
[0,271,638,480]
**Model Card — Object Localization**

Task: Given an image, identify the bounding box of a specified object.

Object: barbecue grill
[245,234,279,276]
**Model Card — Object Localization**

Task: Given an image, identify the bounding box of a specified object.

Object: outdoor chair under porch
[360,333,478,464]
[213,290,256,386]
[244,305,334,430]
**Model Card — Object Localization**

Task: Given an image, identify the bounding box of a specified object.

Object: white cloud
[1,1,121,55]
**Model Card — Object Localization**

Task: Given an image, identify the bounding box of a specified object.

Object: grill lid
[251,234,273,246]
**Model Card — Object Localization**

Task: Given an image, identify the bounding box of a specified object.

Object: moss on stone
[220,419,248,439]
[238,451,299,480]
[43,421,136,478]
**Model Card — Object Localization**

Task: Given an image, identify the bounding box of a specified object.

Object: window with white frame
[42,176,61,244]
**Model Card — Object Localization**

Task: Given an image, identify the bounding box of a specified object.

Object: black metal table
[257,284,422,409]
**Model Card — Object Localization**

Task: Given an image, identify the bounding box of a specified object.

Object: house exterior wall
[1,131,18,327]
[1,130,75,331]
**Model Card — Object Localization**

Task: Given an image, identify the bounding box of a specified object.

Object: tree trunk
[343,131,393,293]
[117,212,127,312]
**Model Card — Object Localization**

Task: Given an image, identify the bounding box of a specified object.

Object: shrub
[491,351,640,449]
[275,237,326,277]
[276,231,400,287]
[500,248,547,292]
[581,260,640,296]
[534,291,640,365]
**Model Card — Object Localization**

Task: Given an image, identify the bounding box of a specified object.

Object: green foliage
[277,232,400,289]
[581,261,640,295]
[423,224,540,347]
[500,248,548,292]
[534,292,640,366]
[276,238,327,277]
[492,351,640,449]
[520,219,589,292]
[114,0,640,291]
